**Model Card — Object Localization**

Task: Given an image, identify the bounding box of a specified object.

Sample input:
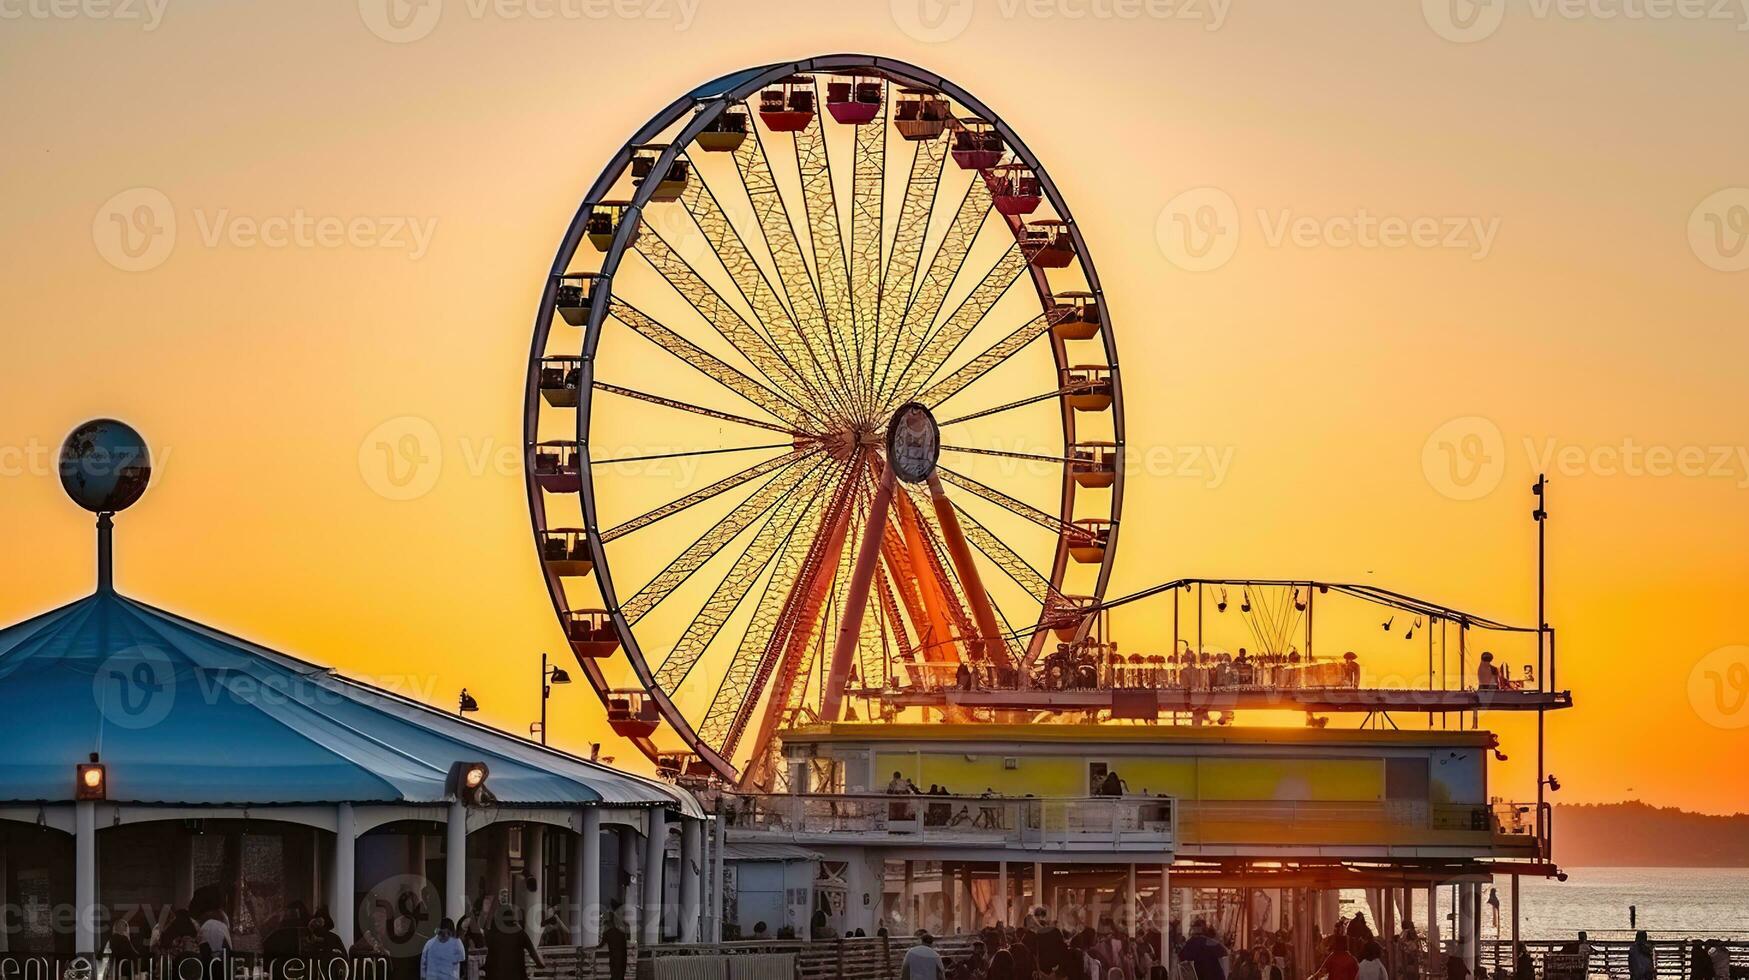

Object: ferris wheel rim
[523,54,1125,783]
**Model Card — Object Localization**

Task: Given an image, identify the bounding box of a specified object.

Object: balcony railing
[1172,799,1545,852]
[722,792,1175,851]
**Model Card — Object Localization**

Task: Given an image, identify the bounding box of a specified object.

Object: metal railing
[1480,939,1749,979]
[724,792,1174,850]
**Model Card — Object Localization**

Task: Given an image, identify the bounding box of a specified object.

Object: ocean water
[1342,867,1749,940]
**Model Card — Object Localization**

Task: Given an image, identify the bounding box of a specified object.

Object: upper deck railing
[722,792,1175,851]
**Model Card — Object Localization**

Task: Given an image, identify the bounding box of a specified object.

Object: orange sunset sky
[3,2,1747,814]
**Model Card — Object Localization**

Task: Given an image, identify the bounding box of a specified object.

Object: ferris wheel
[523,55,1124,788]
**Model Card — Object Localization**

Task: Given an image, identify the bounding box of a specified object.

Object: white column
[642,808,667,945]
[447,800,469,922]
[711,814,726,942]
[1159,865,1170,964]
[902,861,915,932]
[523,825,546,941]
[1033,863,1044,916]
[75,801,97,954]
[1127,864,1138,936]
[577,809,602,946]
[1180,887,1193,933]
[997,861,1008,926]
[332,803,357,945]
[1427,884,1442,960]
[680,819,702,942]
[619,826,641,940]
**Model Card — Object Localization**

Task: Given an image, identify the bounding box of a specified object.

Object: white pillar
[332,803,357,945]
[997,861,1009,926]
[1159,865,1170,963]
[619,826,641,939]
[523,825,546,941]
[1033,863,1044,916]
[1127,864,1138,936]
[1427,884,1442,960]
[577,809,602,946]
[902,861,915,932]
[680,819,702,942]
[642,808,667,945]
[1180,887,1193,932]
[447,800,469,922]
[711,814,726,942]
[75,800,97,954]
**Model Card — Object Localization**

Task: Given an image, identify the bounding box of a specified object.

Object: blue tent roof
[0,589,698,814]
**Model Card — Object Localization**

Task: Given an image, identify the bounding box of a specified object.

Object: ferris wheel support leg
[927,471,1011,671]
[822,462,897,723]
[894,488,961,666]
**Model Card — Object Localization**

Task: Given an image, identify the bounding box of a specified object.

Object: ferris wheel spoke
[792,94,864,420]
[936,386,1077,427]
[591,442,796,466]
[720,461,863,770]
[873,173,996,409]
[873,134,949,395]
[592,381,800,435]
[847,80,889,418]
[733,117,855,416]
[940,444,1076,465]
[944,497,1064,606]
[598,447,816,544]
[618,453,826,625]
[888,244,1030,410]
[935,465,1076,537]
[609,300,816,430]
[631,231,828,412]
[651,461,837,692]
[914,311,1052,408]
[677,153,845,417]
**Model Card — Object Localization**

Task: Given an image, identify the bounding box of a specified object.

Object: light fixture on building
[449,761,493,805]
[458,688,480,715]
[76,753,106,801]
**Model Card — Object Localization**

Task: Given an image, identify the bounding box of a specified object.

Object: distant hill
[1554,802,1749,867]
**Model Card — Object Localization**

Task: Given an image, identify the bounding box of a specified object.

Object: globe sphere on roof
[59,418,152,512]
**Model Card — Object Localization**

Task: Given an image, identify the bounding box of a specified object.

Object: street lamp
[458,688,480,715]
[536,652,571,745]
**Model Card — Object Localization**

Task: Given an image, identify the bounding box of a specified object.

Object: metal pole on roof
[96,513,114,594]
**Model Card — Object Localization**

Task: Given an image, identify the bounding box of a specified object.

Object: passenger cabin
[530,440,581,493]
[759,77,816,132]
[605,691,662,738]
[585,202,638,252]
[552,272,600,327]
[1050,291,1101,340]
[1069,518,1111,564]
[538,355,582,407]
[630,147,689,203]
[539,527,593,576]
[985,163,1043,215]
[893,89,951,140]
[825,77,883,125]
[1062,365,1115,411]
[1022,219,1075,267]
[696,108,749,152]
[567,610,620,658]
[951,119,1004,170]
[1069,442,1118,488]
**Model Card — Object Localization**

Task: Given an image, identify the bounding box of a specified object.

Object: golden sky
[2,2,1747,813]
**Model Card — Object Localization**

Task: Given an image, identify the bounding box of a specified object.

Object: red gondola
[1069,519,1112,564]
[951,119,1004,170]
[985,163,1042,215]
[606,692,661,738]
[758,77,816,132]
[530,441,581,493]
[826,77,883,125]
[1021,219,1074,267]
[1062,364,1115,412]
